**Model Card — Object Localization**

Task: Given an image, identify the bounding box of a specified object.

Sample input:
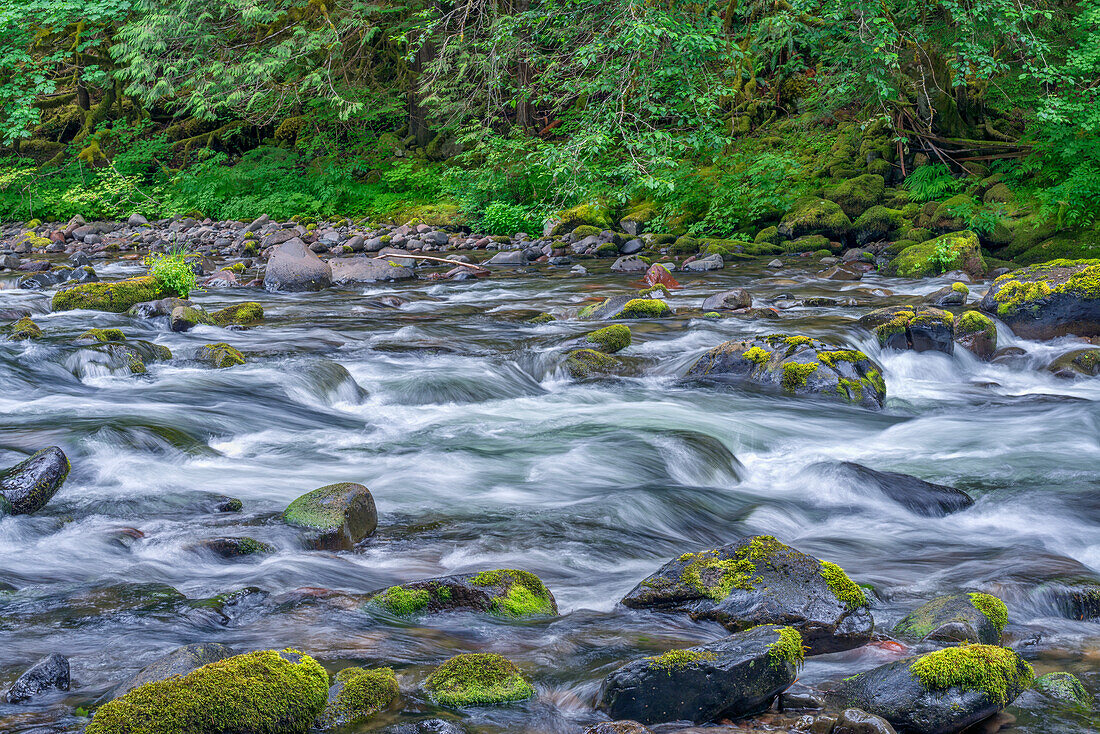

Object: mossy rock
[283,482,377,550]
[852,206,905,245]
[85,649,329,734]
[211,302,264,327]
[196,342,246,368]
[686,334,887,410]
[928,194,977,232]
[573,225,602,238]
[0,446,70,515]
[620,202,657,235]
[586,324,631,353]
[978,259,1100,339]
[316,667,399,729]
[754,226,780,245]
[889,230,985,278]
[894,593,1008,645]
[92,341,171,375]
[777,198,852,242]
[781,234,835,254]
[423,653,534,708]
[955,311,997,360]
[549,203,613,236]
[1048,348,1100,378]
[364,569,557,618]
[78,328,126,343]
[578,296,673,321]
[826,174,886,218]
[525,312,555,324]
[621,535,873,654]
[1032,672,1092,709]
[3,316,42,340]
[399,202,463,227]
[859,306,955,354]
[105,644,237,702]
[566,349,625,379]
[52,276,168,313]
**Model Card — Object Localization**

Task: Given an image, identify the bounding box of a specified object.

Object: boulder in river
[263,238,332,292]
[3,316,42,340]
[701,288,751,312]
[364,569,557,618]
[611,255,647,273]
[107,643,237,700]
[189,536,275,560]
[283,482,377,550]
[170,304,214,332]
[859,305,955,354]
[598,625,803,725]
[579,295,673,320]
[1047,348,1100,378]
[816,462,973,517]
[889,231,985,279]
[317,666,399,729]
[4,653,69,703]
[586,325,631,354]
[584,723,652,734]
[211,302,264,327]
[423,653,534,708]
[621,535,873,654]
[1032,672,1092,708]
[196,342,245,368]
[52,275,168,313]
[926,282,969,307]
[330,256,416,283]
[566,349,626,378]
[829,644,1034,734]
[0,446,70,515]
[979,258,1100,339]
[85,649,328,734]
[778,198,852,242]
[954,311,997,361]
[893,593,1008,645]
[685,334,887,409]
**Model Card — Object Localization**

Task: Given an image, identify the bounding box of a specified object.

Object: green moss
[573,225,602,238]
[317,667,398,728]
[744,346,771,365]
[891,231,984,278]
[471,569,555,617]
[423,653,534,708]
[909,644,1034,706]
[645,649,717,674]
[767,626,805,669]
[282,483,362,531]
[956,311,996,339]
[4,316,42,340]
[52,276,168,313]
[374,585,431,615]
[783,336,814,347]
[819,560,867,610]
[211,302,264,327]
[586,324,631,353]
[969,592,1008,633]
[79,328,126,342]
[85,649,329,734]
[566,348,621,378]
[638,284,671,298]
[992,260,1100,315]
[617,298,672,319]
[1033,672,1092,708]
[817,349,868,369]
[197,342,245,368]
[951,282,970,295]
[781,361,818,391]
[703,311,721,319]
[680,551,761,601]
[525,312,555,324]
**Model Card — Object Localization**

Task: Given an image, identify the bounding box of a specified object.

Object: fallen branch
[378,252,488,273]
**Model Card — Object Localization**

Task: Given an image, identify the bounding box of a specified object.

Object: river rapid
[2,258,1099,733]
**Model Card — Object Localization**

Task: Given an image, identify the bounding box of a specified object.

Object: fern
[903,164,964,203]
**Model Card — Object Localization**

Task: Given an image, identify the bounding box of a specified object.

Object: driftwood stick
[378,252,489,272]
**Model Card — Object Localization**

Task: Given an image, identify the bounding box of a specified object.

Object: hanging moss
[766,626,805,669]
[909,645,1034,706]
[968,592,1008,633]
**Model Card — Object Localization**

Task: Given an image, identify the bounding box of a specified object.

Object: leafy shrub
[903,164,964,203]
[480,202,545,235]
[145,247,197,297]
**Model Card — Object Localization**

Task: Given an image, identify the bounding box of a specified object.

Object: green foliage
[145,246,197,298]
[903,165,964,203]
[480,202,544,236]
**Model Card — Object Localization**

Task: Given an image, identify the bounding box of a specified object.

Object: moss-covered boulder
[547,203,613,236]
[0,446,70,515]
[578,296,672,320]
[106,643,237,701]
[826,174,886,219]
[3,316,42,340]
[189,536,276,559]
[889,231,985,278]
[621,535,873,654]
[859,306,955,354]
[777,198,852,242]
[89,340,171,375]
[85,649,329,734]
[423,653,534,708]
[925,281,969,307]
[852,206,905,246]
[598,625,802,725]
[282,482,377,550]
[685,335,887,409]
[620,202,656,235]
[566,349,626,379]
[586,325,631,354]
[78,327,126,343]
[211,302,264,327]
[781,234,835,254]
[171,305,215,332]
[1032,672,1092,709]
[829,645,1033,734]
[364,569,557,618]
[52,276,168,313]
[954,311,997,360]
[196,343,245,368]
[894,593,1008,646]
[316,667,399,729]
[1048,348,1100,378]
[928,194,977,233]
[979,259,1100,339]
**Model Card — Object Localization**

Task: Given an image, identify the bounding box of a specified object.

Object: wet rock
[3,316,42,340]
[211,302,263,327]
[829,645,1033,734]
[682,253,724,271]
[818,462,973,517]
[979,259,1100,339]
[620,239,644,255]
[584,722,653,734]
[283,482,377,550]
[926,282,969,307]
[383,720,468,734]
[781,689,825,710]
[4,653,69,703]
[578,296,672,320]
[954,311,997,361]
[586,324,631,354]
[106,643,236,701]
[621,535,873,654]
[317,666,399,729]
[196,342,245,368]
[189,536,275,559]
[893,593,1007,645]
[330,256,416,283]
[1048,348,1100,378]
[263,238,332,292]
[423,653,534,708]
[685,335,887,410]
[52,275,168,313]
[567,349,626,378]
[485,250,527,265]
[90,340,171,374]
[890,231,985,279]
[598,625,802,725]
[833,708,897,734]
[18,265,98,290]
[701,288,751,311]
[820,263,863,281]
[611,255,647,273]
[127,297,193,319]
[778,198,852,242]
[859,306,954,354]
[1031,672,1092,708]
[0,447,70,515]
[364,569,557,618]
[85,649,328,734]
[170,304,214,332]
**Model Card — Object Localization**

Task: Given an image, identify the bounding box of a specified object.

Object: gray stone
[263,238,332,292]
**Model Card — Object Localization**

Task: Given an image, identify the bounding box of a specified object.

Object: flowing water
[2,259,1099,732]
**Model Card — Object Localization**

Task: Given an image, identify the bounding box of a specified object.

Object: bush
[145,247,197,297]
[479,202,545,236]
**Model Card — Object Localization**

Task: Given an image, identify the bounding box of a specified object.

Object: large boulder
[264,238,332,292]
[701,288,751,312]
[85,649,329,734]
[620,535,873,654]
[0,447,70,515]
[283,482,377,550]
[889,231,985,279]
[611,255,647,273]
[685,335,887,410]
[106,643,237,701]
[829,645,1033,734]
[1048,348,1100,378]
[893,593,1007,646]
[423,653,534,708]
[979,259,1100,339]
[579,296,672,320]
[317,667,399,729]
[4,653,69,703]
[859,306,954,354]
[598,625,802,725]
[330,256,416,283]
[816,462,973,517]
[364,569,557,618]
[778,198,852,241]
[954,311,997,360]
[52,275,168,313]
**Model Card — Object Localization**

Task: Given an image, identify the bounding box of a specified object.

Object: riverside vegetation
[2,0,1100,733]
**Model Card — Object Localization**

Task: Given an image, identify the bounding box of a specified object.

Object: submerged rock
[979,259,1100,339]
[317,666,399,729]
[598,625,802,725]
[423,653,534,708]
[264,239,332,292]
[52,275,168,313]
[567,348,626,378]
[189,536,275,559]
[621,535,873,654]
[817,462,973,517]
[829,644,1033,734]
[859,306,955,354]
[85,649,329,734]
[893,593,1008,645]
[832,708,898,734]
[283,482,377,550]
[106,643,237,701]
[1048,348,1100,378]
[685,334,886,409]
[0,446,70,515]
[364,569,557,618]
[4,653,69,703]
[1032,672,1092,708]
